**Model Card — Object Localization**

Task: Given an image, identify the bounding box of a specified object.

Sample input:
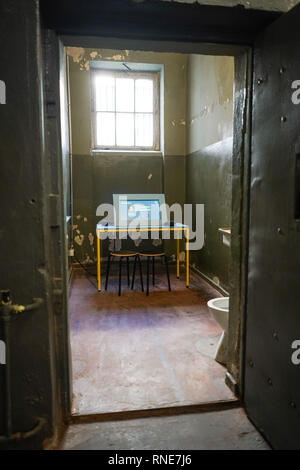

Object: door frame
[48,32,253,420]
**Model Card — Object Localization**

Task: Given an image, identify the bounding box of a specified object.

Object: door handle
[0,290,43,321]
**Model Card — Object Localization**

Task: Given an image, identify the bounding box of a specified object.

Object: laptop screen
[113,194,168,227]
[119,199,160,225]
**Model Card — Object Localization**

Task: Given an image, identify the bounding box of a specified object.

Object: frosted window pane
[95,76,115,111]
[116,113,134,147]
[135,113,153,147]
[97,112,115,146]
[116,78,134,112]
[135,79,153,112]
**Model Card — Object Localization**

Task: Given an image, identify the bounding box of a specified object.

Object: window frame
[91,69,160,151]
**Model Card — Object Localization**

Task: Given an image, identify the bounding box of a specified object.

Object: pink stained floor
[69,264,234,415]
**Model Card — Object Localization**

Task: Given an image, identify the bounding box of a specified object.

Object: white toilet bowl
[207,297,229,365]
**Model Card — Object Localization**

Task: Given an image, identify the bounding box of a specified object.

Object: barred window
[91,70,160,151]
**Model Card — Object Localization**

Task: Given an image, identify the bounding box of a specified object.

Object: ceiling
[157,0,299,12]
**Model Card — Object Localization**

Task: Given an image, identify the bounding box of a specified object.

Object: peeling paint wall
[186,55,234,291]
[67,47,187,156]
[187,55,234,153]
[68,47,187,262]
[68,46,234,276]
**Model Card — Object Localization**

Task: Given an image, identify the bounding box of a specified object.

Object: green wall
[68,47,234,289]
[72,153,163,261]
[186,138,233,290]
[186,55,234,291]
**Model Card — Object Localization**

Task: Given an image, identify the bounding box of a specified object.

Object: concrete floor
[69,264,235,415]
[60,408,269,450]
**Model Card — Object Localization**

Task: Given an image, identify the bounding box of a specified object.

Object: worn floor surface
[60,408,269,450]
[70,264,235,416]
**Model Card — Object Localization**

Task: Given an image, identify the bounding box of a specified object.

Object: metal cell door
[245,3,300,450]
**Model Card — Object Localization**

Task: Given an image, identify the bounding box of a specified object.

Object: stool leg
[105,253,111,291]
[165,256,171,291]
[131,255,137,290]
[119,257,123,296]
[152,256,155,286]
[137,255,144,292]
[146,257,150,296]
[126,257,130,286]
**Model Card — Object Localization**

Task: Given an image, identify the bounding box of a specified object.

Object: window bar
[114,76,117,147]
[153,78,155,148]
[134,78,136,148]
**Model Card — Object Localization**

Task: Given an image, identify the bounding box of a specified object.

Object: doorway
[58,40,250,418]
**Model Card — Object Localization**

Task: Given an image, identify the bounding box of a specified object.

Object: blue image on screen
[119,199,160,225]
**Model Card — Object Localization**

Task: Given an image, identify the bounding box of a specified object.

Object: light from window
[92,71,159,150]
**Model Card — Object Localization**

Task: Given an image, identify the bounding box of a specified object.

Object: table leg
[186,227,189,288]
[97,230,101,292]
[177,235,180,279]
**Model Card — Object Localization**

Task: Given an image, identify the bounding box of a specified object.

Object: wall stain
[88,233,94,246]
[74,234,84,247]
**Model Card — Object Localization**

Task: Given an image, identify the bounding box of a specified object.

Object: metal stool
[137,251,171,296]
[105,251,143,296]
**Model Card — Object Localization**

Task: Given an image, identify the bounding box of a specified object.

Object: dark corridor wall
[0,0,62,448]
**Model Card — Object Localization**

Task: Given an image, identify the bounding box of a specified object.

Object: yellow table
[96,223,190,292]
